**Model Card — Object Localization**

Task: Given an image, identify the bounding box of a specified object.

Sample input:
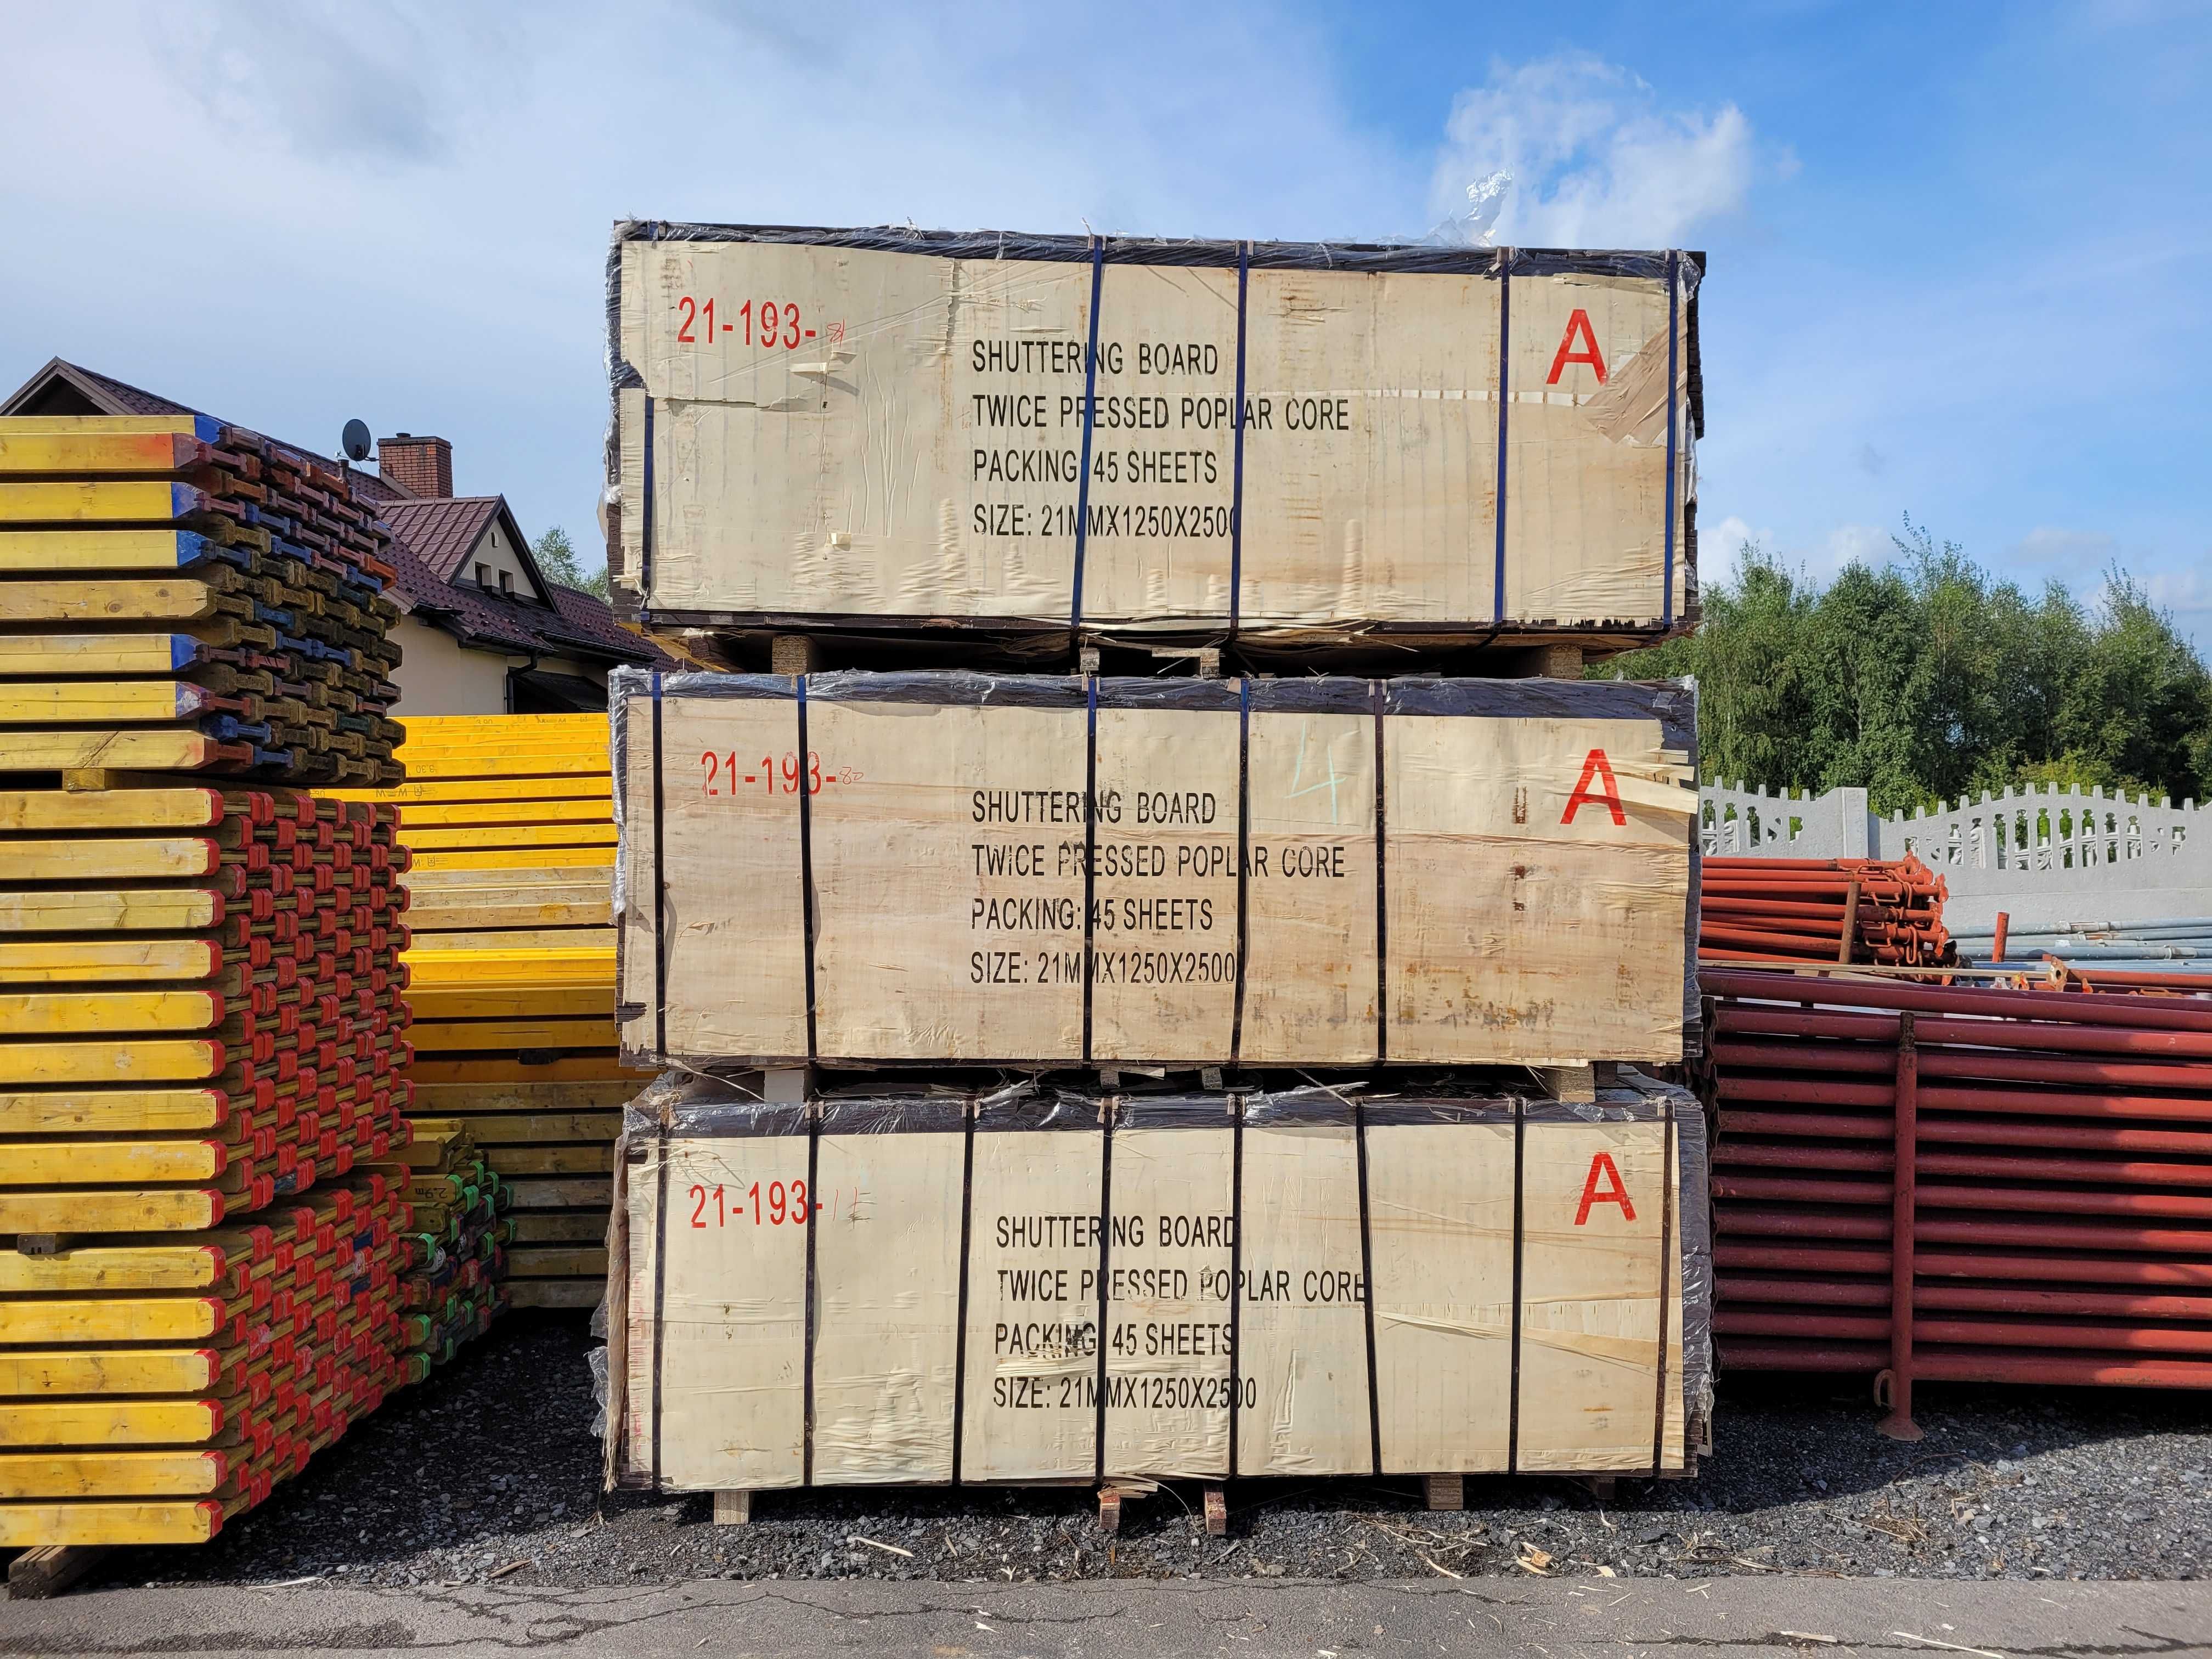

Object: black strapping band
[801,1104,821,1486]
[950,1096,977,1485]
[1081,675,1099,1063]
[1353,1098,1383,1477]
[650,673,668,1060]
[1069,239,1105,639]
[1650,1098,1677,1478]
[650,1120,670,1486]
[1506,1102,1525,1475]
[1230,677,1251,1064]
[794,676,819,1063]
[1372,681,1389,1063]
[1093,1100,1114,1481]
[1225,1094,1245,1479]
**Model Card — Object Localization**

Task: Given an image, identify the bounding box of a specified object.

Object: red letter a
[1561,748,1626,826]
[1546,308,1608,385]
[1574,1153,1637,1226]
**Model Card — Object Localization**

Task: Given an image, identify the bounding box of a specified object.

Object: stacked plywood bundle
[0,416,403,785]
[600,219,1712,1519]
[382,1120,510,1384]
[607,1072,1710,1490]
[340,715,652,1310]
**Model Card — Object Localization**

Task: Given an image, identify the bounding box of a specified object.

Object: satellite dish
[340,419,372,462]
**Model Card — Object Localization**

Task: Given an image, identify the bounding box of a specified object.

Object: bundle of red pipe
[1701,967,2212,1424]
[1700,855,1952,967]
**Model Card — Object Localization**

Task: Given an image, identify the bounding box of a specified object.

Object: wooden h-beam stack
[385,1119,512,1383]
[0,417,404,785]
[0,416,418,1562]
[341,714,652,1308]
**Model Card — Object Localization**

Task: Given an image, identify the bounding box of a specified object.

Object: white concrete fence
[1699,780,2212,934]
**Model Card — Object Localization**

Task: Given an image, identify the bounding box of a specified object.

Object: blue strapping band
[1229,241,1250,639]
[1662,249,1680,631]
[1069,238,1106,636]
[1080,673,1099,1060]
[1493,250,1512,627]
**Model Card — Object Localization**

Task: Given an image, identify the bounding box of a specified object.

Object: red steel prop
[1701,967,2212,1430]
[1700,856,1952,967]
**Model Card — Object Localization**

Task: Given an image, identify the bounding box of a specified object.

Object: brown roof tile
[375,498,503,583]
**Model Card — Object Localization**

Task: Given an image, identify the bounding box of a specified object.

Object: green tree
[1602,518,2212,812]
[532,526,608,600]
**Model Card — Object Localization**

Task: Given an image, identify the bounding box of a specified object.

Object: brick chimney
[377,432,452,499]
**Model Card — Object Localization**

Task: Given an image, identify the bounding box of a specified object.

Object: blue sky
[3,2,2206,636]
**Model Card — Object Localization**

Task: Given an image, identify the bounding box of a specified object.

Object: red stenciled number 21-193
[673,297,816,348]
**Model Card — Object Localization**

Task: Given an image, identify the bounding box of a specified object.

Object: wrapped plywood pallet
[607,224,1701,655]
[603,1072,1710,1492]
[612,668,1699,1070]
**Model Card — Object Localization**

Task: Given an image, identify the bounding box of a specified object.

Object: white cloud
[1428,54,1754,247]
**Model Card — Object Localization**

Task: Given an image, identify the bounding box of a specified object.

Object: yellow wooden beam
[503,1176,613,1209]
[0,431,199,475]
[461,1111,623,1144]
[0,889,221,934]
[0,1139,226,1187]
[402,925,617,952]
[504,1279,602,1309]
[0,1085,226,1136]
[0,576,219,625]
[0,1351,220,1400]
[0,415,207,436]
[0,1297,225,1346]
[0,837,217,883]
[385,797,611,828]
[0,1399,221,1447]
[0,527,212,573]
[0,1242,225,1294]
[408,847,613,872]
[0,1185,222,1233]
[489,1144,614,1177]
[0,1450,227,1499]
[0,1498,221,1546]
[0,939,220,985]
[330,776,611,806]
[0,989,221,1035]
[405,947,614,983]
[398,899,612,932]
[0,786,222,832]
[401,823,618,852]
[406,1079,642,1113]
[406,1017,619,1052]
[397,713,610,742]
[0,731,233,772]
[0,681,206,724]
[0,634,207,679]
[0,479,206,524]
[409,1055,641,1085]
[506,1245,610,1277]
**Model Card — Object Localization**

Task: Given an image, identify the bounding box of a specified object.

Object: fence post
[1877,1011,1922,1441]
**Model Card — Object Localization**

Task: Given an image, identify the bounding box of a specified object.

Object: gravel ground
[100,1314,2210,1593]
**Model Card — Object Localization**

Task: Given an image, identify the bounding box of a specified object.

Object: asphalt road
[2,1576,2207,1658]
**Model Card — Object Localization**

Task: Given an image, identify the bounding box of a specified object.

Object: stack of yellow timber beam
[380,1120,510,1384]
[337,713,644,1311]
[0,786,417,1548]
[0,416,403,786]
[0,1175,410,1548]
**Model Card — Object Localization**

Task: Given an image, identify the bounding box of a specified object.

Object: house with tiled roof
[2,358,670,714]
